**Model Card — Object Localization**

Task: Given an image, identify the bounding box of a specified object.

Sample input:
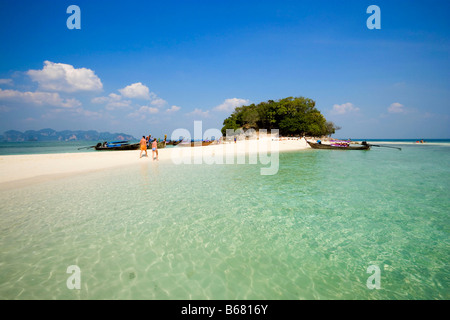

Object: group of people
[140,135,158,160]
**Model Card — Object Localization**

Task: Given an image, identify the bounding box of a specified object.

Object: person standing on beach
[152,138,158,160]
[140,136,148,158]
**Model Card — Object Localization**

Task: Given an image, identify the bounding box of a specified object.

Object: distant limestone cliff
[0,128,136,142]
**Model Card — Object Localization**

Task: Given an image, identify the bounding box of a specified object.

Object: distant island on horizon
[0,128,136,142]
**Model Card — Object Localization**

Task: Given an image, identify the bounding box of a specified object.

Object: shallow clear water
[0,143,449,299]
[0,141,99,155]
[0,139,448,156]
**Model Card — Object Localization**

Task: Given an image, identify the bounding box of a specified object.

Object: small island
[221,96,339,137]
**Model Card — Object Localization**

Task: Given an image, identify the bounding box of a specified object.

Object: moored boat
[157,141,166,149]
[307,141,370,150]
[166,140,181,146]
[94,141,140,151]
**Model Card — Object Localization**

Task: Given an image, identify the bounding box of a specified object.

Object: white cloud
[91,96,109,104]
[0,79,13,85]
[119,82,151,100]
[166,105,181,113]
[388,102,405,114]
[105,101,132,111]
[95,83,167,112]
[0,88,81,108]
[213,98,250,112]
[27,61,103,92]
[91,93,132,110]
[142,106,159,114]
[331,102,360,115]
[127,105,159,119]
[108,93,121,101]
[74,107,103,119]
[187,108,210,118]
[150,97,168,108]
[62,98,83,108]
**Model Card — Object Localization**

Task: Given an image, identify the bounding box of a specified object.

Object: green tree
[221,96,340,137]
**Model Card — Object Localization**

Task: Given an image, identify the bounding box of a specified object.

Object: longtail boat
[157,141,166,149]
[307,141,370,150]
[166,140,181,146]
[94,141,140,151]
[94,138,167,151]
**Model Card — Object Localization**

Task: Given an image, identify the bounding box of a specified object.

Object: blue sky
[0,0,449,139]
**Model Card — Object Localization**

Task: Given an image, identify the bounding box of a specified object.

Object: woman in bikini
[152,138,158,160]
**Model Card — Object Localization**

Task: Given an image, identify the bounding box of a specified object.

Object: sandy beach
[0,138,309,188]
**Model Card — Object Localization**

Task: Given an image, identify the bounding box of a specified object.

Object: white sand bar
[0,139,309,187]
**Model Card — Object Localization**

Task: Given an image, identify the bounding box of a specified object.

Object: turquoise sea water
[0,139,449,155]
[0,142,449,299]
[0,141,137,155]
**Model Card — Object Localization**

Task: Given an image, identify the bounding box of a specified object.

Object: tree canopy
[221,97,339,136]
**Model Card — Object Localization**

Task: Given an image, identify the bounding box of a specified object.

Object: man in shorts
[140,136,148,158]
